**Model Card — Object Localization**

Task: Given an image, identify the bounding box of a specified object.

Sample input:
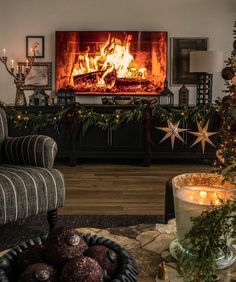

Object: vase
[15,87,26,106]
[169,172,236,269]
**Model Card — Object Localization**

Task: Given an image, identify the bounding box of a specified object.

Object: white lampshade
[190,50,223,73]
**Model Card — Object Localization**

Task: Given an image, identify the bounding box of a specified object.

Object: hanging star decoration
[189,120,217,154]
[156,120,188,149]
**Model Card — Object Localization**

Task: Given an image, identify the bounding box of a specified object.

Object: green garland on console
[0,101,220,135]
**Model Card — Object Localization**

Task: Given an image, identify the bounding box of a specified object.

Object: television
[55,31,167,96]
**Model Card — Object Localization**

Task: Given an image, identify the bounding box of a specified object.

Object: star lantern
[156,121,188,150]
[189,121,217,154]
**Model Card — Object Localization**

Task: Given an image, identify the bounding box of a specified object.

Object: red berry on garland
[66,112,72,121]
[221,66,235,80]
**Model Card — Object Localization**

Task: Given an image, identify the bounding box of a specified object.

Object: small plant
[177,200,236,282]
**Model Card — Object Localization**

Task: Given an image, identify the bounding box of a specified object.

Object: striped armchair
[0,108,65,229]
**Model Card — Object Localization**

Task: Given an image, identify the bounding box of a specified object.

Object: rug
[0,214,164,251]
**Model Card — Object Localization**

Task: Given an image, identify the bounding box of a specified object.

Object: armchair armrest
[3,135,57,169]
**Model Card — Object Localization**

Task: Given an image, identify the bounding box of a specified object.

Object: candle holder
[0,52,36,106]
[169,173,236,269]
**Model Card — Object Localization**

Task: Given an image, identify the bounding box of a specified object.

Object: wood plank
[56,163,212,215]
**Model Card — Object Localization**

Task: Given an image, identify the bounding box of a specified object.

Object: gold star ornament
[189,121,217,154]
[156,121,188,149]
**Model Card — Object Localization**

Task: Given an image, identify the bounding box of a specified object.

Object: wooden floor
[56,163,212,216]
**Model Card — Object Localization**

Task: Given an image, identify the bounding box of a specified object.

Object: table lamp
[190,50,223,105]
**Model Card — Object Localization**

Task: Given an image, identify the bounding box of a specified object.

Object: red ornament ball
[17,245,45,273]
[221,67,235,80]
[233,39,236,50]
[60,256,103,282]
[84,245,118,278]
[44,227,88,267]
[19,263,57,282]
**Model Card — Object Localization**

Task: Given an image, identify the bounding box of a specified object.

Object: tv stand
[9,104,218,166]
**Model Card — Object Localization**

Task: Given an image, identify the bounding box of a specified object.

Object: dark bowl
[0,233,138,282]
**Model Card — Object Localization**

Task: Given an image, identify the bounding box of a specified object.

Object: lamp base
[169,239,236,269]
[196,73,212,105]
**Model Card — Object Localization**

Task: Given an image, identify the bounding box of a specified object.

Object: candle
[172,173,235,242]
[22,66,25,74]
[170,172,236,269]
[16,65,19,74]
[26,59,29,68]
[11,59,14,68]
[3,48,6,56]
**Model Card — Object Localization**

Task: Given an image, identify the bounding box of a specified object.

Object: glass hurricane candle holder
[169,172,236,269]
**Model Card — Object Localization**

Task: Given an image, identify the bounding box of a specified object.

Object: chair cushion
[3,135,57,169]
[0,164,65,225]
[0,108,8,162]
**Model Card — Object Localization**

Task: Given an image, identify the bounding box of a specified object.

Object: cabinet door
[78,126,108,148]
[79,121,143,149]
[112,121,143,149]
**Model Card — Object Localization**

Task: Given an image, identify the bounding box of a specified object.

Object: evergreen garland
[0,101,220,135]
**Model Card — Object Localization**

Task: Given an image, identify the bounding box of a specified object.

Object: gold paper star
[156,121,188,149]
[189,121,217,154]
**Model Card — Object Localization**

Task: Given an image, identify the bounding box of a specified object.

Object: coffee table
[1,219,236,281]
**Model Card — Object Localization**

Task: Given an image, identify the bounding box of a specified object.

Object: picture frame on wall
[170,37,208,85]
[18,62,52,90]
[26,36,45,58]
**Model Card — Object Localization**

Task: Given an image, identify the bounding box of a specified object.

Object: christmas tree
[217,21,236,182]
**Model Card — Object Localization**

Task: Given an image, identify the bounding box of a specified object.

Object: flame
[72,33,147,89]
[179,185,233,206]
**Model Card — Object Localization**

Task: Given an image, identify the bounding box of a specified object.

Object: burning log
[115,78,152,87]
[73,70,105,84]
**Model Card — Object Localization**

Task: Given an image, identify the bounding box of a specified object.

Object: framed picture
[170,37,208,85]
[18,62,52,90]
[26,36,45,58]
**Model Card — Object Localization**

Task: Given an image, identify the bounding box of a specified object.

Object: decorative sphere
[221,66,235,80]
[60,257,103,282]
[84,245,118,278]
[44,227,88,266]
[19,263,57,282]
[233,39,236,50]
[17,245,45,273]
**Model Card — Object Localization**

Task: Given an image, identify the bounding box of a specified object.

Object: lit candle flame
[199,191,208,199]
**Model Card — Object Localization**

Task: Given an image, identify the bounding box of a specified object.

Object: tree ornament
[189,121,217,154]
[156,120,188,149]
[233,39,236,50]
[221,66,235,80]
